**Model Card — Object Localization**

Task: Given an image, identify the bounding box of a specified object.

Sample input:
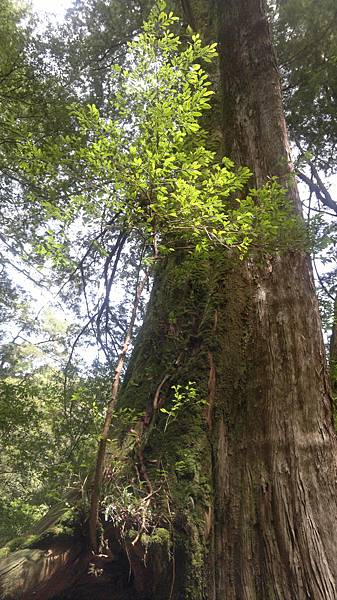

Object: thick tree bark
[187,1,337,598]
[120,0,337,597]
[211,2,337,597]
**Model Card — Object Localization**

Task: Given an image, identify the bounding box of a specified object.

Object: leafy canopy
[22,0,303,265]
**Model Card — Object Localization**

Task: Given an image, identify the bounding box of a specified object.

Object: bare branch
[89,249,151,552]
[297,170,337,215]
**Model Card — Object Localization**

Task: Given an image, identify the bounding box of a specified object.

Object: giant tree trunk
[208,0,337,597]
[120,0,337,597]
[1,1,336,599]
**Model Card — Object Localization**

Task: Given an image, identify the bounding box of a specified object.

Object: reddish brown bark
[206,0,337,597]
[0,540,88,600]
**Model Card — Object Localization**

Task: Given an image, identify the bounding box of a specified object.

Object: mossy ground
[0,504,85,558]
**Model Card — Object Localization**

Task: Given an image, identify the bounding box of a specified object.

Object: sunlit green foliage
[160,381,205,431]
[22,1,303,266]
[0,359,111,544]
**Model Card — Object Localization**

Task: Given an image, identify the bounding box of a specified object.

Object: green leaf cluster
[160,381,205,431]
[21,1,303,264]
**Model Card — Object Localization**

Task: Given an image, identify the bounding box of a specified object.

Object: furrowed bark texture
[0,542,87,600]
[202,0,337,597]
[119,0,337,597]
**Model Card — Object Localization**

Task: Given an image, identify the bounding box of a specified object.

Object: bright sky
[31,0,70,21]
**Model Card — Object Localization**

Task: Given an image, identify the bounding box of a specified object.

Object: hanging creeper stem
[89,268,150,552]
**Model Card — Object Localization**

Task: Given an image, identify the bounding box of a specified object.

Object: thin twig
[313,258,335,301]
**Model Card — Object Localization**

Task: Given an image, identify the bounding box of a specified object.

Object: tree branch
[297,169,337,215]
[89,255,151,552]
